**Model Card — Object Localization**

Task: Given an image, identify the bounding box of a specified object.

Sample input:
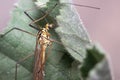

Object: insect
[0,1,100,80]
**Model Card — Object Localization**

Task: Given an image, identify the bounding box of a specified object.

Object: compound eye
[49,24,54,28]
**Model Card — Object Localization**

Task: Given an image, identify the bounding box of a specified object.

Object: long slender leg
[45,43,53,61]
[24,2,100,30]
[37,36,86,58]
[30,3,58,25]
[48,38,86,58]
[30,1,100,25]
[24,7,48,30]
[24,9,39,30]
[24,2,62,30]
[62,3,100,9]
[15,53,34,80]
[24,7,48,23]
[0,27,36,37]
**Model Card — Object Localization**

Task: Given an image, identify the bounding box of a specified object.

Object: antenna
[62,3,100,10]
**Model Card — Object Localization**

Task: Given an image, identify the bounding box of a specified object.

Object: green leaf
[80,44,112,80]
[0,0,113,79]
[0,0,91,80]
[88,59,112,80]
[34,0,91,62]
[55,1,91,62]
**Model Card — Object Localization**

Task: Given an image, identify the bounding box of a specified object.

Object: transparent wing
[33,38,45,80]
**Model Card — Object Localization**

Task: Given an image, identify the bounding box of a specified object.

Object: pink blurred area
[0,0,17,32]
[0,0,119,80]
[74,0,120,80]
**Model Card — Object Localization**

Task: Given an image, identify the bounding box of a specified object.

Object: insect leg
[48,38,88,58]
[30,3,58,25]
[45,43,53,62]
[0,27,36,38]
[15,53,34,80]
[24,6,49,30]
[61,2,100,9]
[24,8,41,30]
[24,7,49,23]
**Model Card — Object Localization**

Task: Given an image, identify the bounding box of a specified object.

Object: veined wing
[33,38,46,80]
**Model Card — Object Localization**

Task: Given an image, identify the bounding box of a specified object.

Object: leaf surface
[0,0,112,80]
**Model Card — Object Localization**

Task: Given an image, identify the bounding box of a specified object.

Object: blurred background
[0,0,119,80]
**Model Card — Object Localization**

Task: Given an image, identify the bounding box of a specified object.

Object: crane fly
[33,23,54,80]
[0,1,100,80]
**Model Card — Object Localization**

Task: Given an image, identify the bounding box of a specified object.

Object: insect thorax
[38,28,51,47]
